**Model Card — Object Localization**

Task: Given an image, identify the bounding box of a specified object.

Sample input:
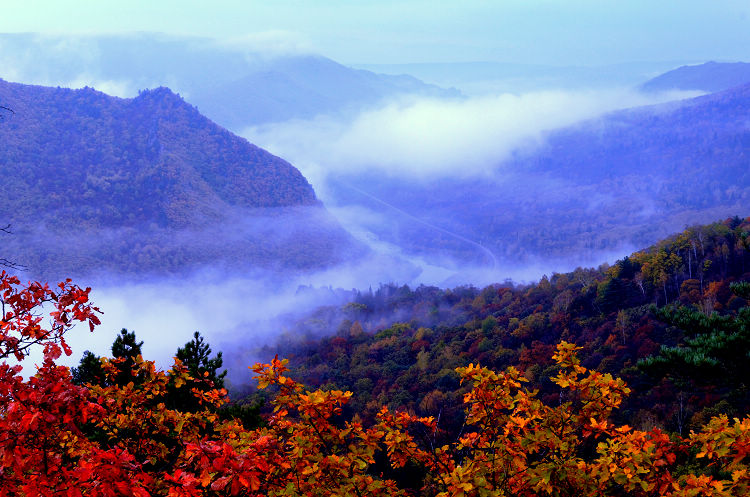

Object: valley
[1,8,750,493]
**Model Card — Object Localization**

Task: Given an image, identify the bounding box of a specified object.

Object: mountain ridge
[324,81,750,272]
[640,60,750,93]
[0,78,363,278]
[0,33,460,131]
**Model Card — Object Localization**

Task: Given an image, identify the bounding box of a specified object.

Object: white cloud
[214,31,315,59]
[243,89,702,182]
[61,75,138,98]
[14,253,419,380]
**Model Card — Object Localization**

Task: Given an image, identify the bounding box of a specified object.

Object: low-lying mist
[240,87,703,284]
[243,88,702,183]
[16,253,413,383]
[5,60,719,390]
[3,206,367,282]
[13,229,637,388]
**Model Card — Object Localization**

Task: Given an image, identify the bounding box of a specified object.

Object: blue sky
[1,0,749,65]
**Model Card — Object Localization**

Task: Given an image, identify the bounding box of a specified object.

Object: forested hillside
[3,217,750,496]
[0,79,364,278]
[245,216,750,439]
[4,4,750,495]
[328,83,750,267]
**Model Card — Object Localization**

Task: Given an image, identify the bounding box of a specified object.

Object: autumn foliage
[1,271,750,495]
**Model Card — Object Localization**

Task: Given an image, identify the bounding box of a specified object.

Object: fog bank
[243,89,702,183]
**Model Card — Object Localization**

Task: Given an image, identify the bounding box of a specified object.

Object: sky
[1,0,749,65]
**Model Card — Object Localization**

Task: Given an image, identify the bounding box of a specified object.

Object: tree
[638,281,750,433]
[0,271,231,495]
[72,328,144,387]
[639,282,750,391]
[638,249,683,305]
[71,349,105,385]
[0,272,100,361]
[112,327,143,359]
[0,272,149,495]
[213,342,750,497]
[168,331,227,412]
[176,331,226,390]
[110,328,145,386]
[3,269,750,496]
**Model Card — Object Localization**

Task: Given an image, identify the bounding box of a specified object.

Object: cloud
[213,31,315,59]
[13,251,420,381]
[243,89,702,182]
[0,35,143,97]
[60,75,138,98]
[239,88,701,296]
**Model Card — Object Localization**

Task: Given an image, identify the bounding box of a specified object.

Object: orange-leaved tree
[2,268,750,496]
[167,356,415,496]
[169,343,750,496]
[376,341,750,496]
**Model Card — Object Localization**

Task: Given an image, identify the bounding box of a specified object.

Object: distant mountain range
[357,60,687,94]
[640,61,750,93]
[3,33,749,283]
[325,82,750,272]
[0,33,459,130]
[190,54,461,130]
[0,79,364,279]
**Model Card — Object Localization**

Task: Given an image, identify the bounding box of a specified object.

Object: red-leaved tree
[2,269,750,496]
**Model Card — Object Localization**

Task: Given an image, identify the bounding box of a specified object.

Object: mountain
[0,33,460,130]
[0,79,364,279]
[190,54,461,130]
[323,83,750,274]
[640,61,750,93]
[242,216,750,436]
[357,60,686,94]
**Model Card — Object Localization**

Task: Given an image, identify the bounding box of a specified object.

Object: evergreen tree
[71,350,105,386]
[639,303,750,386]
[111,328,144,386]
[638,281,750,415]
[112,328,143,359]
[176,331,226,389]
[168,331,226,412]
[71,329,143,387]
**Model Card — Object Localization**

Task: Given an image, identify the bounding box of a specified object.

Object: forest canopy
[1,217,750,495]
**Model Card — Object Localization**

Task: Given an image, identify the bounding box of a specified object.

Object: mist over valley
[5,5,750,493]
[1,31,749,389]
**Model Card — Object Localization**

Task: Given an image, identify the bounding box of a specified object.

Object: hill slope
[191,54,460,130]
[641,61,750,93]
[241,216,750,437]
[324,83,750,273]
[0,79,363,279]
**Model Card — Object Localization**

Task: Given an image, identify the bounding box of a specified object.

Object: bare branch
[0,258,27,270]
[0,105,14,121]
[0,225,28,270]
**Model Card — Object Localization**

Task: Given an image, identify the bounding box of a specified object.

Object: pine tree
[176,331,226,390]
[111,328,145,386]
[71,350,105,386]
[112,328,143,359]
[168,331,227,412]
[71,329,144,387]
[638,281,750,418]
